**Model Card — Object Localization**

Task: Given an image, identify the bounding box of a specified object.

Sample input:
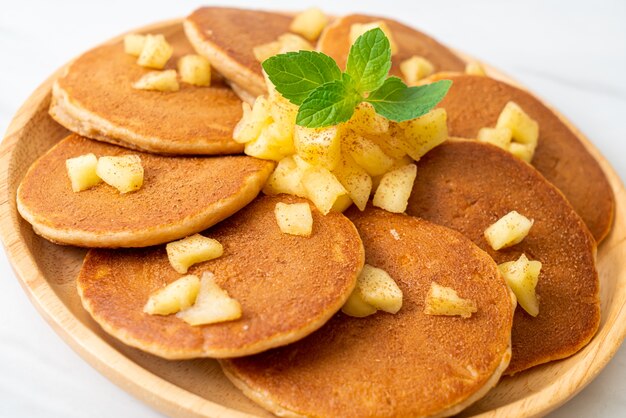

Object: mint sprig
[262,28,452,128]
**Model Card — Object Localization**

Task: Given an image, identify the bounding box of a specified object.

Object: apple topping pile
[66,153,143,193]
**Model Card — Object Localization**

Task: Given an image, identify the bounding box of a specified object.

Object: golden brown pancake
[51,23,244,155]
[184,7,293,98]
[77,195,364,359]
[222,208,514,417]
[318,14,466,79]
[431,73,614,242]
[406,140,600,375]
[17,134,274,248]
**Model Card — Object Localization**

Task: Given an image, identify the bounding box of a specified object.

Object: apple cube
[397,108,448,160]
[178,54,211,87]
[277,33,314,53]
[176,272,242,326]
[465,62,486,76]
[332,152,372,211]
[137,34,173,69]
[343,132,395,176]
[294,125,341,170]
[370,155,413,193]
[263,156,308,197]
[253,40,281,62]
[65,153,102,192]
[166,234,224,274]
[289,7,329,41]
[301,166,349,215]
[424,282,477,318]
[496,101,539,146]
[143,275,200,315]
[341,288,377,317]
[349,21,398,55]
[346,103,389,137]
[124,34,146,56]
[132,70,179,92]
[400,56,435,85]
[509,142,536,163]
[357,264,403,314]
[96,155,144,193]
[477,127,512,150]
[498,254,541,317]
[484,210,534,251]
[274,202,313,237]
[233,96,272,144]
[373,163,417,213]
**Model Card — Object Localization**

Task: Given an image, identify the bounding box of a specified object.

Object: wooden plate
[1,19,625,418]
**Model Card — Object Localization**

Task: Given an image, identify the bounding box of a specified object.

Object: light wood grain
[1,20,625,418]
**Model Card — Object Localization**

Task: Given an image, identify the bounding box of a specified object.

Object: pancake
[51,23,244,155]
[406,140,600,375]
[17,134,274,248]
[431,73,614,242]
[221,207,514,417]
[184,7,293,98]
[318,14,466,79]
[77,195,364,359]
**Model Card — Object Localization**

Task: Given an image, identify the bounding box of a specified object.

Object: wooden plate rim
[1,18,625,418]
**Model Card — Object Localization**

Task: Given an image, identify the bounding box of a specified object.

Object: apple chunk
[143,275,200,315]
[274,202,313,237]
[484,210,534,251]
[289,7,329,41]
[372,163,417,213]
[178,54,211,86]
[65,153,101,192]
[137,34,173,69]
[176,272,242,326]
[498,254,541,317]
[341,288,377,317]
[166,234,224,274]
[358,264,403,314]
[424,282,477,318]
[96,155,144,193]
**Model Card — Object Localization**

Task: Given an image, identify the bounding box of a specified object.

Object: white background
[1,1,625,417]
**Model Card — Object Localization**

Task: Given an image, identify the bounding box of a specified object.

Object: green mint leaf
[262,51,342,105]
[345,28,391,94]
[366,78,452,122]
[296,77,362,128]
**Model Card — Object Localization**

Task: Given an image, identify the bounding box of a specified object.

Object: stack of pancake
[17,6,613,417]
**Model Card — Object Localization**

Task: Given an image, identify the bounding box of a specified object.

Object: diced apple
[396,108,448,160]
[343,131,395,176]
[96,155,144,193]
[498,254,541,317]
[294,125,342,170]
[400,56,435,85]
[137,34,173,69]
[373,164,417,213]
[346,103,389,137]
[253,40,282,62]
[484,210,534,251]
[178,54,211,86]
[244,127,292,161]
[349,21,398,55]
[274,202,313,237]
[509,142,536,163]
[233,96,272,144]
[289,7,329,41]
[166,234,224,274]
[424,282,477,318]
[143,275,200,315]
[65,153,102,192]
[331,194,353,212]
[370,155,413,193]
[132,70,179,92]
[465,62,486,76]
[341,288,377,317]
[176,272,242,326]
[477,127,512,150]
[332,152,372,211]
[277,33,314,53]
[357,264,403,314]
[263,156,308,197]
[496,101,539,146]
[301,166,349,215]
[124,34,146,56]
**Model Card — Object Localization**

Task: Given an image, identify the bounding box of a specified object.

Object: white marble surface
[1,1,625,417]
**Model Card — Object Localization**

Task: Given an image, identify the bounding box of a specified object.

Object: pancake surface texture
[51,23,244,155]
[184,7,293,98]
[434,73,614,242]
[318,14,465,78]
[17,134,274,248]
[77,195,364,359]
[406,140,600,374]
[222,208,514,417]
